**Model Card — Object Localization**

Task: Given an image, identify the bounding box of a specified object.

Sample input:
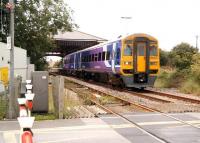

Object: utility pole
[8,0,15,119]
[196,35,198,49]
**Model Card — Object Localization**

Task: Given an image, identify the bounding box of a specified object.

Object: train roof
[65,33,157,57]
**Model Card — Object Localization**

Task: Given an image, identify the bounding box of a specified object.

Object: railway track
[50,72,200,112]
[51,72,200,105]
[61,76,200,129]
[125,90,172,103]
[144,89,200,104]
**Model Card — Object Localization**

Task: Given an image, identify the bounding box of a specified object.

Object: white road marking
[38,135,108,143]
[3,131,17,143]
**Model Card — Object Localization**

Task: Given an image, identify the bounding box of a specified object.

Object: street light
[121,16,132,19]
[120,16,132,36]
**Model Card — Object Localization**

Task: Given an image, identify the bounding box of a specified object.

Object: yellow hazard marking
[0,67,9,86]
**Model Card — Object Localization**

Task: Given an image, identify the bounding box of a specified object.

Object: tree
[169,43,198,70]
[0,0,76,70]
[159,49,169,66]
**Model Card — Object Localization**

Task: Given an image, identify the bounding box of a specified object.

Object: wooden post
[52,76,64,119]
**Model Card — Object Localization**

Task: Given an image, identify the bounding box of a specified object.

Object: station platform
[0,112,200,143]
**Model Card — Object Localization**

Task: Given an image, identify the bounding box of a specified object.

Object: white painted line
[39,135,104,143]
[3,131,17,143]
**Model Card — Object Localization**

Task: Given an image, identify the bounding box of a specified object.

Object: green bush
[180,79,200,95]
[154,68,189,88]
[154,70,171,88]
[191,54,200,84]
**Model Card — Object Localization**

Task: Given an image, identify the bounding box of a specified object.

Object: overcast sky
[65,0,200,51]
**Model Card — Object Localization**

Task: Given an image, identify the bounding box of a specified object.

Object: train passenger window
[137,43,145,56]
[106,52,110,60]
[124,45,132,56]
[116,48,120,59]
[89,55,92,62]
[150,46,157,56]
[92,54,95,61]
[87,55,89,62]
[102,52,106,61]
[95,54,98,61]
[98,53,102,61]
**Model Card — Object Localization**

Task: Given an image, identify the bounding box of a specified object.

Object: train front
[120,34,160,88]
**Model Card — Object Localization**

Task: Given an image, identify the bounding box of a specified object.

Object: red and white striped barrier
[17,80,35,143]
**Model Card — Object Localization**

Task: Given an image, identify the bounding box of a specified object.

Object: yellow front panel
[120,34,160,76]
[137,43,146,72]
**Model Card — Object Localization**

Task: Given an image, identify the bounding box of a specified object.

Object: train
[62,33,160,89]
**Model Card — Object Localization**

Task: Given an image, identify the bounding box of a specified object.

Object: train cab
[120,34,160,88]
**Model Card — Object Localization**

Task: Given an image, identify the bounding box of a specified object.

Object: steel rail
[125,90,172,103]
[145,90,200,104]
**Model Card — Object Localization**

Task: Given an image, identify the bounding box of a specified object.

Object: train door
[136,43,146,72]
[111,43,116,73]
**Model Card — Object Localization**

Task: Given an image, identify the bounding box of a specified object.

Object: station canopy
[47,30,107,57]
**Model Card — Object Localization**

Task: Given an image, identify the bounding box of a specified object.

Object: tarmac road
[0,112,200,143]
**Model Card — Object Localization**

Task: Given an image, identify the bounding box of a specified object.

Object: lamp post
[120,16,132,36]
[196,35,198,49]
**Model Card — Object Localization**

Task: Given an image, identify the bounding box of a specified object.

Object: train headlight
[124,61,132,65]
[150,62,157,65]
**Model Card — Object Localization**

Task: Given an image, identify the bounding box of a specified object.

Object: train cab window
[137,43,145,56]
[106,51,110,60]
[150,46,157,56]
[102,52,106,61]
[124,45,132,56]
[98,53,102,61]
